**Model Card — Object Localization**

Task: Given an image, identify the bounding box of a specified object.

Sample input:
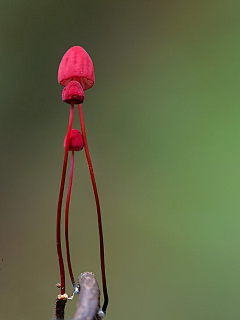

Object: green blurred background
[1,0,240,319]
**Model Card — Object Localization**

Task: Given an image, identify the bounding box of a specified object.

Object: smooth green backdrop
[0,1,240,319]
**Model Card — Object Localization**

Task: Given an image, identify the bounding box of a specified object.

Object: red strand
[65,150,76,289]
[56,102,74,294]
[78,104,109,312]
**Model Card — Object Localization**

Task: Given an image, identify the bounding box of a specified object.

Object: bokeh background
[1,0,240,319]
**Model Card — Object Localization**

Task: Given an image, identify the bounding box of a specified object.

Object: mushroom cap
[62,80,85,104]
[58,46,95,90]
[64,129,84,151]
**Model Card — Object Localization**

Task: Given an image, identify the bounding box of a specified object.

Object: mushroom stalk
[57,102,74,294]
[78,104,109,313]
[65,150,76,291]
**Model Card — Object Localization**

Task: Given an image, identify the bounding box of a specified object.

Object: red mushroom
[62,81,85,105]
[63,129,83,294]
[63,128,84,151]
[56,46,108,315]
[58,46,95,90]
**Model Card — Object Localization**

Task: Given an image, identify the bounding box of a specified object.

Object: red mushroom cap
[64,129,84,151]
[62,80,85,104]
[58,46,95,90]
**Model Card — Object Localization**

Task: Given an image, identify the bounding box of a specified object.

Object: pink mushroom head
[58,46,95,90]
[62,80,85,104]
[64,129,84,151]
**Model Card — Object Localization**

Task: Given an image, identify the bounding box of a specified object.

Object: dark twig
[54,272,102,320]
[54,293,68,320]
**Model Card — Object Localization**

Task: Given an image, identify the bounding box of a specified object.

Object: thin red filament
[65,150,76,289]
[56,102,74,294]
[78,104,109,312]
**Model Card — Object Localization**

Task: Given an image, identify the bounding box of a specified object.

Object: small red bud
[62,81,85,104]
[64,129,83,151]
